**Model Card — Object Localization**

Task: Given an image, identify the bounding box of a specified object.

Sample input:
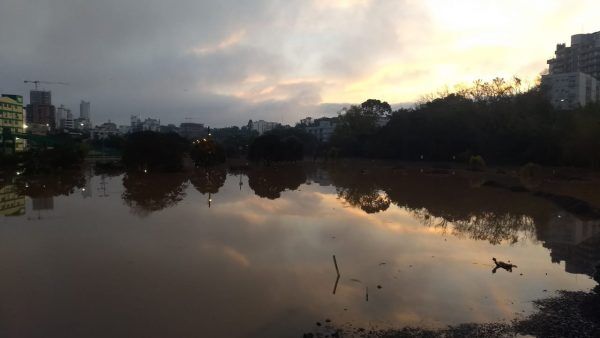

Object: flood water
[1,162,599,337]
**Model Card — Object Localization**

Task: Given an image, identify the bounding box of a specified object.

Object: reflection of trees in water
[338,188,390,214]
[122,172,188,216]
[247,165,306,199]
[412,208,535,244]
[453,213,535,244]
[18,170,86,198]
[189,168,227,194]
[411,209,450,229]
[329,167,391,214]
[93,162,125,178]
[325,166,552,243]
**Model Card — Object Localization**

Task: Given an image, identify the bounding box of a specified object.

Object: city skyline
[1,0,599,127]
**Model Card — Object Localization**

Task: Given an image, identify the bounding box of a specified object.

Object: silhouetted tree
[248,134,282,164]
[247,131,307,164]
[190,137,226,167]
[361,99,392,117]
[122,131,188,172]
[211,126,258,158]
[330,102,380,156]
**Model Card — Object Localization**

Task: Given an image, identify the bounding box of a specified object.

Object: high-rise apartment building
[179,122,206,140]
[547,31,600,79]
[541,72,598,110]
[250,120,281,135]
[30,90,52,105]
[26,90,56,130]
[543,31,600,109]
[56,105,75,130]
[80,100,90,121]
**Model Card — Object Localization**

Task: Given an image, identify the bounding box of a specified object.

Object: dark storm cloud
[0,0,431,126]
[5,0,577,127]
[0,0,290,125]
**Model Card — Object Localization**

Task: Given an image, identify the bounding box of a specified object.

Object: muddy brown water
[1,163,598,337]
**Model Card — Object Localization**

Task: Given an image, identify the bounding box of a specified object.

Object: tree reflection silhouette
[189,167,227,195]
[411,209,535,245]
[18,170,86,198]
[338,188,391,214]
[247,165,307,199]
[122,172,188,216]
[329,167,391,214]
[93,162,125,178]
[324,166,548,243]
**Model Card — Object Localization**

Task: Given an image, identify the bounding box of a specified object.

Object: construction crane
[24,80,69,90]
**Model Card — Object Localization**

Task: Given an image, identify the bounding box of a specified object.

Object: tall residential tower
[26,90,56,130]
[547,31,600,79]
[80,100,90,121]
[542,31,600,109]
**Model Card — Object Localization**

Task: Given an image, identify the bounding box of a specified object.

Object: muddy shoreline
[305,286,600,338]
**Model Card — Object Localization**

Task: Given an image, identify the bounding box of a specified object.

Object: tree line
[5,76,600,173]
[329,78,600,168]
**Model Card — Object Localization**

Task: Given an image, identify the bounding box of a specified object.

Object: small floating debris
[377,285,382,289]
[379,262,387,266]
[350,279,362,283]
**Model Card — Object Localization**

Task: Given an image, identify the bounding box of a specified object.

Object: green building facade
[1,94,26,153]
[0,183,25,217]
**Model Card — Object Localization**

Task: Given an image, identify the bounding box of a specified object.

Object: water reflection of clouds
[200,242,251,268]
[1,166,599,337]
[208,178,594,327]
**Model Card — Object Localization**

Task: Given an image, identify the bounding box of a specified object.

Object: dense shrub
[469,155,487,171]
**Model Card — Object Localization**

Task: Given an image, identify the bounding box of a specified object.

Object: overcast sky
[0,0,598,127]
